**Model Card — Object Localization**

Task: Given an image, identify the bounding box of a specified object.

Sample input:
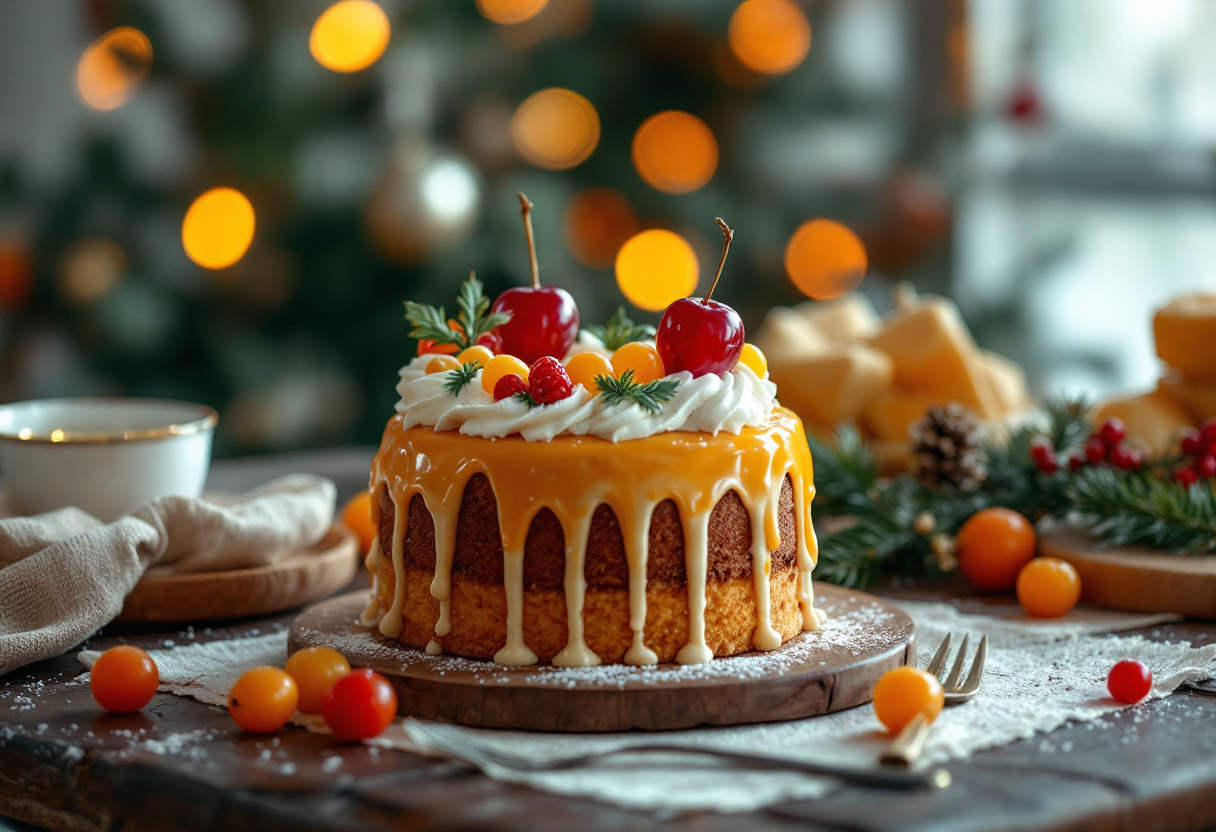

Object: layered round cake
[360,202,824,667]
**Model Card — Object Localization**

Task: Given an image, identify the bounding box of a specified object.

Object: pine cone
[910,404,988,491]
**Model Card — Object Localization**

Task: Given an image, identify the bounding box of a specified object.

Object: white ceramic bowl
[0,398,218,521]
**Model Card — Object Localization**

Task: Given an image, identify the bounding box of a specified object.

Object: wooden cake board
[289,584,915,733]
[117,526,359,623]
[1040,527,1216,619]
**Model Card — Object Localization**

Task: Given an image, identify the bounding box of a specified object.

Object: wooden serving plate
[117,526,360,623]
[1040,527,1216,618]
[289,584,914,733]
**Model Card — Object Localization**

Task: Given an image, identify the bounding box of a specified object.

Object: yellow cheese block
[770,343,894,427]
[1158,373,1216,422]
[979,350,1031,418]
[861,389,941,442]
[1092,391,1192,456]
[793,293,881,342]
[1154,293,1216,382]
[753,307,831,363]
[866,296,1001,420]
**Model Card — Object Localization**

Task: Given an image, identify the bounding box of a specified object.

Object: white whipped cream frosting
[395,340,777,443]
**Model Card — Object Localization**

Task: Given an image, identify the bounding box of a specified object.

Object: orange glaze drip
[367,406,820,666]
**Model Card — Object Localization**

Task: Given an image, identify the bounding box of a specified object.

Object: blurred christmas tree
[0,0,961,455]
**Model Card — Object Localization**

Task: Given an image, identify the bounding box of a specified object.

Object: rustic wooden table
[4,448,1216,832]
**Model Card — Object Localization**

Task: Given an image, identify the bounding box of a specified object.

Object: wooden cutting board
[1039,527,1216,618]
[289,584,915,733]
[117,526,360,623]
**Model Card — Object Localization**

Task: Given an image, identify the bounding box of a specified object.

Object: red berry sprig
[1173,418,1216,485]
[1030,417,1143,475]
[528,356,574,405]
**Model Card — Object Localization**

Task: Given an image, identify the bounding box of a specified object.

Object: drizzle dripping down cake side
[360,200,825,667]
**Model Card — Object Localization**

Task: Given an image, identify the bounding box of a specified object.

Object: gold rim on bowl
[0,397,219,444]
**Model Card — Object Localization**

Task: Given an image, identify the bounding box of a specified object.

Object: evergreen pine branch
[455,273,511,344]
[442,362,480,396]
[1069,467,1216,554]
[805,426,879,517]
[595,370,680,413]
[405,274,511,351]
[981,396,1090,519]
[586,307,656,352]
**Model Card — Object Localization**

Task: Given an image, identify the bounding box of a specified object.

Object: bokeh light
[784,219,868,300]
[477,0,549,24]
[615,229,699,312]
[632,111,718,194]
[0,241,33,312]
[310,0,391,73]
[564,188,638,269]
[512,88,600,170]
[59,239,126,304]
[182,188,256,270]
[728,0,812,76]
[76,27,153,111]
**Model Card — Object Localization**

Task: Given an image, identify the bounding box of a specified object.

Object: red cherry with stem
[490,194,579,366]
[321,668,397,741]
[1181,429,1203,457]
[1196,454,1216,479]
[1084,437,1108,466]
[1175,467,1199,486]
[1097,417,1126,446]
[655,218,745,378]
[1107,659,1152,704]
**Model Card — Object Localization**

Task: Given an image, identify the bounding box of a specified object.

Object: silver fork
[881,632,988,767]
[406,719,951,791]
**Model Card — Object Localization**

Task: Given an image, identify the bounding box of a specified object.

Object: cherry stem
[519,192,540,290]
[704,217,734,305]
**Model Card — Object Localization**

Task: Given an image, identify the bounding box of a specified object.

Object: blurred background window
[0,0,1211,454]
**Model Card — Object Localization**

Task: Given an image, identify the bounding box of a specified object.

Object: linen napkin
[0,474,335,677]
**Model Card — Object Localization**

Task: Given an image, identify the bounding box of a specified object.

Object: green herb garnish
[585,307,655,352]
[595,370,680,413]
[404,272,511,352]
[442,361,480,397]
[513,390,539,408]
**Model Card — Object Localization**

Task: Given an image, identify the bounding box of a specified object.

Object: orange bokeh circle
[728,0,812,76]
[784,219,867,300]
[310,0,391,73]
[615,229,699,312]
[563,188,639,269]
[632,111,718,194]
[182,188,257,270]
[512,88,600,170]
[477,0,549,24]
[76,27,153,111]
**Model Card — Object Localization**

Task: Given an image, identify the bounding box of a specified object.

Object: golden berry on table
[90,645,159,713]
[228,667,299,733]
[872,666,944,734]
[565,351,614,392]
[956,507,1036,592]
[340,490,376,552]
[457,344,494,369]
[611,342,666,384]
[285,646,351,715]
[1016,557,1081,618]
[426,355,460,375]
[737,343,768,377]
[481,354,530,395]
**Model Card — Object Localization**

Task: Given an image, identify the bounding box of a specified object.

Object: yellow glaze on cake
[362,407,820,667]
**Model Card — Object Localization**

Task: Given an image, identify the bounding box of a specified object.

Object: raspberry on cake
[370,204,824,667]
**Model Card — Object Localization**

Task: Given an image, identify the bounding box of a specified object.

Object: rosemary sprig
[513,390,539,408]
[404,273,510,351]
[586,307,656,352]
[442,362,480,396]
[595,370,680,413]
